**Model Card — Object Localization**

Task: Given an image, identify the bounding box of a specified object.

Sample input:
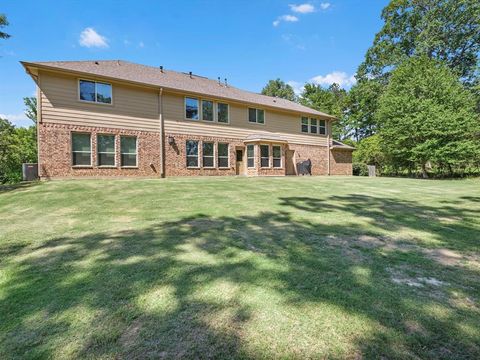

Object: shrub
[353,163,369,176]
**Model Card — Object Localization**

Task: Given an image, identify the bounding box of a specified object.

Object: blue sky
[0,0,387,127]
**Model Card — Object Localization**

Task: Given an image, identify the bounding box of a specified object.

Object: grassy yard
[0,176,479,359]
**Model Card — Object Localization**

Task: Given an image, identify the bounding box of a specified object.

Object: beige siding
[39,70,160,131]
[163,93,329,146]
[38,70,331,146]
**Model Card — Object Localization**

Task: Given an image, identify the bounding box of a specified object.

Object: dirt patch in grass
[119,318,143,349]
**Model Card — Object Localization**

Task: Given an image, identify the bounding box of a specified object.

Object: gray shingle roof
[22,60,333,118]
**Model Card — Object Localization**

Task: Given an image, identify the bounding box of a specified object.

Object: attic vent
[160,65,163,73]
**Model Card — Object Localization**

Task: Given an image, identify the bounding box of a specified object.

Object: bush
[353,163,369,176]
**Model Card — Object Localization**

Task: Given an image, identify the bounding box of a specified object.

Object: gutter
[159,88,165,178]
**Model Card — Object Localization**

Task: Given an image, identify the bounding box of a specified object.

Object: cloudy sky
[0,0,387,127]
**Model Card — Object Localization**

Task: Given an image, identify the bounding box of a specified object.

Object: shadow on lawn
[1,195,479,358]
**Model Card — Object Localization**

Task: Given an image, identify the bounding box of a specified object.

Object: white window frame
[217,143,230,168]
[260,144,270,168]
[217,102,230,124]
[319,119,327,135]
[272,145,282,168]
[78,79,113,105]
[184,97,200,121]
[186,140,200,168]
[248,108,266,125]
[201,99,215,122]
[202,141,215,168]
[301,117,309,133]
[120,136,138,168]
[97,134,116,167]
[71,132,92,167]
[247,144,255,168]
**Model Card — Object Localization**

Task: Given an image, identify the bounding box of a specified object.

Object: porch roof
[243,133,288,144]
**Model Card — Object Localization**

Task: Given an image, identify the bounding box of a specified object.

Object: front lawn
[0,177,479,359]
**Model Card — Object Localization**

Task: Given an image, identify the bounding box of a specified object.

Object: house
[21,60,353,179]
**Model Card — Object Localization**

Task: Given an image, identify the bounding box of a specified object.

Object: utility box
[367,165,376,177]
[22,163,38,181]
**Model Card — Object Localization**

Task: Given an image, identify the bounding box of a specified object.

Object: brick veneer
[38,123,352,178]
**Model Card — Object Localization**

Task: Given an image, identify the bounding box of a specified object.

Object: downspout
[36,76,42,179]
[159,88,166,178]
[327,119,331,176]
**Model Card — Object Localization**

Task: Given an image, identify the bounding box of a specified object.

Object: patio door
[236,149,245,175]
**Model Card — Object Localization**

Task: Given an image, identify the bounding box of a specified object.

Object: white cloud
[273,14,299,26]
[310,71,356,88]
[138,41,145,48]
[79,27,109,48]
[123,39,131,46]
[289,3,315,14]
[320,2,331,10]
[0,112,31,126]
[287,81,305,95]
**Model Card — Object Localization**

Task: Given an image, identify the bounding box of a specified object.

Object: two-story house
[21,60,353,179]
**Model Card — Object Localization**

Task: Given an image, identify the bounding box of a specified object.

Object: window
[217,103,229,123]
[79,80,112,104]
[218,143,229,168]
[203,142,214,167]
[97,134,115,166]
[120,136,137,167]
[301,117,309,133]
[273,145,281,168]
[319,120,326,135]
[310,118,318,134]
[72,133,91,166]
[202,100,214,121]
[247,144,255,168]
[185,97,199,120]
[186,140,199,167]
[248,108,265,124]
[260,144,270,168]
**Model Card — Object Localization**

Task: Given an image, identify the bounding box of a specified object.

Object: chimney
[159,65,163,73]
[189,71,193,78]
[224,78,228,87]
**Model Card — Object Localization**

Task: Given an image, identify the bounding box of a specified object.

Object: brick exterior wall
[38,123,352,178]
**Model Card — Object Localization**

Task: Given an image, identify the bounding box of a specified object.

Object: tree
[353,134,385,170]
[377,56,480,177]
[300,83,350,139]
[261,79,297,102]
[0,118,37,183]
[358,0,480,84]
[0,14,10,39]
[23,97,37,124]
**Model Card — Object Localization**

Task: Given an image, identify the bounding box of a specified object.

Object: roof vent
[189,71,192,78]
[94,61,99,65]
[224,78,228,87]
[160,65,163,73]
[218,77,221,85]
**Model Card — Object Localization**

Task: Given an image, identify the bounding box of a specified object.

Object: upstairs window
[301,117,309,133]
[202,142,214,167]
[260,144,270,168]
[310,119,318,134]
[217,143,229,168]
[273,145,281,168]
[202,100,214,121]
[72,133,91,166]
[120,136,137,167]
[186,140,199,167]
[79,80,112,104]
[97,134,115,166]
[247,144,255,168]
[319,120,326,135]
[248,108,265,124]
[185,97,199,120]
[217,103,229,123]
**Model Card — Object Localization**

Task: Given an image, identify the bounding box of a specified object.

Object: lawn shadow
[0,181,40,193]
[1,197,479,358]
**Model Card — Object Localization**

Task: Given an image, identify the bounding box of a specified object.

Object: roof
[244,133,288,143]
[331,140,355,150]
[21,60,334,118]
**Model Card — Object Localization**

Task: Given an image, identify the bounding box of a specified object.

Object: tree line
[261,0,480,178]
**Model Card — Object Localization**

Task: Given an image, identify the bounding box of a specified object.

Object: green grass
[0,176,479,359]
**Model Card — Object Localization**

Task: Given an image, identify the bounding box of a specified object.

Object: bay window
[273,145,281,168]
[247,144,255,168]
[260,144,270,168]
